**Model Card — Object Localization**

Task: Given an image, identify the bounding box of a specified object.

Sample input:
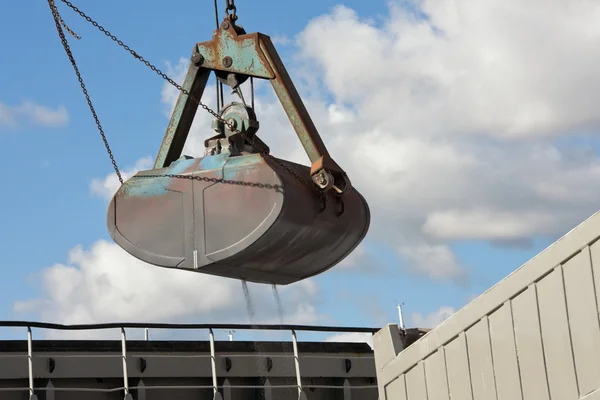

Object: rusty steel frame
[153,15,349,193]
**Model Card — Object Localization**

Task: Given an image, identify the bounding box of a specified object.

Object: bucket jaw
[107,14,370,285]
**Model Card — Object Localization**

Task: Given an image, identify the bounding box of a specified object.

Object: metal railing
[0,321,380,400]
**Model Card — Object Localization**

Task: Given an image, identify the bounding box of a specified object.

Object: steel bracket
[154,15,351,195]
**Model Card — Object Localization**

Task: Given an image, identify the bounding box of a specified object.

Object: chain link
[50,0,326,205]
[138,173,284,192]
[225,0,237,18]
[48,0,123,184]
[52,1,81,40]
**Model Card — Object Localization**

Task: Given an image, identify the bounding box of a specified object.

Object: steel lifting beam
[153,15,351,195]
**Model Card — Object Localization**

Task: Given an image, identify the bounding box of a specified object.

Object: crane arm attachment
[154,16,351,195]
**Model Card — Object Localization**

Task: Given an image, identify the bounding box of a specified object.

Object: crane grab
[48,0,371,285]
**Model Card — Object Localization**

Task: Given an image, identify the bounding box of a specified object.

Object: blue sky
[2,0,594,342]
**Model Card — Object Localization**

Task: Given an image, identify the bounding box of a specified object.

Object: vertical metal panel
[405,362,428,400]
[465,317,497,400]
[511,286,550,400]
[589,241,600,314]
[424,350,449,400]
[488,302,523,400]
[563,248,600,397]
[385,375,407,400]
[373,211,600,400]
[264,378,273,400]
[46,380,55,400]
[536,266,579,400]
[343,378,351,400]
[444,334,473,400]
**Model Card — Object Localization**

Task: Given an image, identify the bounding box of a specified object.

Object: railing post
[27,327,38,400]
[264,378,273,400]
[291,330,307,400]
[45,380,54,400]
[209,329,223,400]
[121,328,133,400]
[144,327,149,341]
[343,378,352,400]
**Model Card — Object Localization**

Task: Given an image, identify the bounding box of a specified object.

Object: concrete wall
[374,210,600,400]
[0,340,377,400]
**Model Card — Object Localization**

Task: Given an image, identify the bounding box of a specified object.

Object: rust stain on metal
[193,18,274,79]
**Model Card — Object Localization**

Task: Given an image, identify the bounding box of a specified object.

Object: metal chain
[140,174,283,192]
[51,0,326,204]
[52,1,81,40]
[48,0,123,184]
[225,0,237,19]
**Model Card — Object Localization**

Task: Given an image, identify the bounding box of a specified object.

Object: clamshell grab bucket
[106,14,371,285]
[107,153,370,285]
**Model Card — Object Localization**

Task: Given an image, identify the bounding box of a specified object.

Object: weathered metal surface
[108,15,371,285]
[195,20,274,80]
[154,66,211,169]
[107,152,370,285]
[155,16,349,191]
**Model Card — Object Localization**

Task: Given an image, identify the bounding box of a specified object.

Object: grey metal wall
[0,339,377,400]
[374,210,600,400]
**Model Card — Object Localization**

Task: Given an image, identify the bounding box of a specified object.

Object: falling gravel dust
[241,279,255,320]
[240,281,291,398]
[271,284,285,324]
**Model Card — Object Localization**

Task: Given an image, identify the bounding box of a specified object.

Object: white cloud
[0,100,69,128]
[424,208,558,241]
[325,332,373,349]
[298,2,600,140]
[0,103,14,126]
[411,306,456,328]
[398,244,464,282]
[14,239,323,338]
[89,157,154,201]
